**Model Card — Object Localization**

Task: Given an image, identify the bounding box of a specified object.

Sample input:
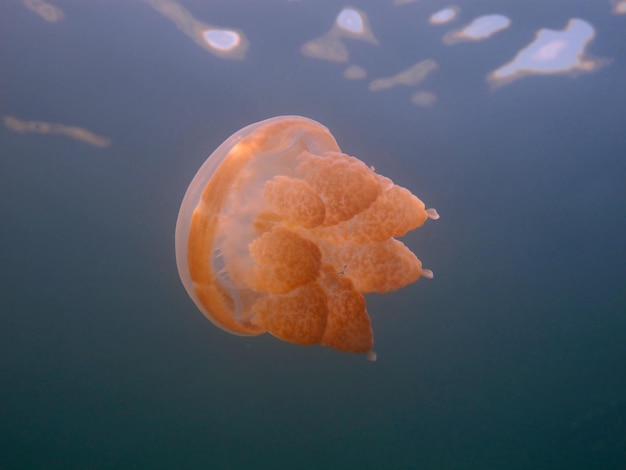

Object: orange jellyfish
[175,116,438,360]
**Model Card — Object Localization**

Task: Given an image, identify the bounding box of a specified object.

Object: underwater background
[1,0,625,468]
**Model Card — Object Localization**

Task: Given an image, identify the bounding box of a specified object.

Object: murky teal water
[2,1,625,468]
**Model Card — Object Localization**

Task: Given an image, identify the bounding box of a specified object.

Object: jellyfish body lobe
[175,116,437,358]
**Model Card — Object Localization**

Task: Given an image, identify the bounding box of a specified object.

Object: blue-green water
[1,1,625,468]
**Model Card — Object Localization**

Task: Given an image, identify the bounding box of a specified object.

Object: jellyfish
[175,116,438,360]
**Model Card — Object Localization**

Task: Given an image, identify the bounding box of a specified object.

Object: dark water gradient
[1,0,625,468]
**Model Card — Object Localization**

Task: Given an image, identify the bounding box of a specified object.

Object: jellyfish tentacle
[426,208,440,220]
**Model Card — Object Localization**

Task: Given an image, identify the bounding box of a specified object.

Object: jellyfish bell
[175,116,438,359]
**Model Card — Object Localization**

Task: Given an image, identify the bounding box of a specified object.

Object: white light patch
[488,18,609,88]
[203,29,241,51]
[336,8,364,33]
[429,7,459,25]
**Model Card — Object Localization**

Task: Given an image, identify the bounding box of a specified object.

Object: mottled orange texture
[175,116,438,360]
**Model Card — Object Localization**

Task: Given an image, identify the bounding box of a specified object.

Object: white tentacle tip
[426,208,439,220]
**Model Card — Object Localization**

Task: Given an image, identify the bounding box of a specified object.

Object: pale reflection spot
[301,7,378,63]
[203,29,241,52]
[21,0,64,22]
[337,8,364,34]
[335,7,379,44]
[301,36,349,63]
[344,65,367,80]
[488,18,609,88]
[429,7,459,25]
[533,40,567,61]
[144,0,249,60]
[393,0,418,4]
[411,91,437,107]
[3,116,111,148]
[443,14,511,44]
[369,60,438,92]
[612,0,626,14]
